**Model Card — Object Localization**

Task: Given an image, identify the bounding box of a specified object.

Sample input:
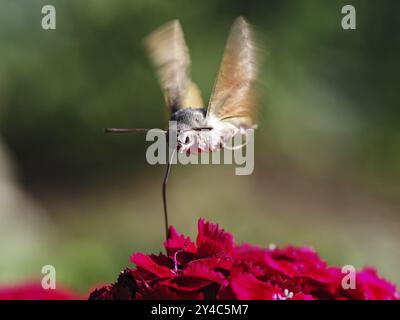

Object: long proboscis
[105,127,213,134]
[104,128,166,134]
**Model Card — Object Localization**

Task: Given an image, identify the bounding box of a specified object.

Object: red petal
[164,226,197,259]
[264,246,327,278]
[131,253,171,279]
[234,243,266,262]
[0,282,81,300]
[190,254,234,272]
[343,267,399,300]
[149,253,174,268]
[183,263,227,285]
[136,284,180,300]
[231,273,281,300]
[196,219,234,258]
[160,277,213,292]
[292,292,315,300]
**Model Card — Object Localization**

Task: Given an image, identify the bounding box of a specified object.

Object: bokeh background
[0,0,399,293]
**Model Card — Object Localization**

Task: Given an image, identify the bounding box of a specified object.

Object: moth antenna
[179,126,213,133]
[105,128,166,134]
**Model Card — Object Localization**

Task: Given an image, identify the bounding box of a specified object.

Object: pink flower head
[89,218,399,300]
[0,282,82,300]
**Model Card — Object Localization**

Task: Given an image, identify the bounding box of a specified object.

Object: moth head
[170,108,207,150]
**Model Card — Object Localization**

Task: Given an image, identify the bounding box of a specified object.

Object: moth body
[106,17,261,239]
[171,108,246,154]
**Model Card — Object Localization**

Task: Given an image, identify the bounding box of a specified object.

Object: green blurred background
[0,0,399,293]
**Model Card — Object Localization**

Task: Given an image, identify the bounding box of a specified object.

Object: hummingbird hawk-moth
[106,17,260,239]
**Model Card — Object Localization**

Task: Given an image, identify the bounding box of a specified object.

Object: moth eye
[185,136,191,144]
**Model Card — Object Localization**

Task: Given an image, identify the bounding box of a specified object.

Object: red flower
[131,253,172,279]
[89,218,399,300]
[337,267,399,300]
[165,226,197,256]
[0,282,82,300]
[230,273,281,299]
[196,219,233,258]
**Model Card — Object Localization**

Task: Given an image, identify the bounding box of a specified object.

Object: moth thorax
[170,108,207,130]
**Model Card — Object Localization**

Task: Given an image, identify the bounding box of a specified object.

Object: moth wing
[145,20,204,115]
[207,16,259,128]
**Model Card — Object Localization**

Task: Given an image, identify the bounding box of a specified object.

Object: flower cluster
[89,219,398,300]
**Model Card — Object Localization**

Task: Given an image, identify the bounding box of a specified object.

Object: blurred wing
[145,20,204,114]
[207,17,259,128]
